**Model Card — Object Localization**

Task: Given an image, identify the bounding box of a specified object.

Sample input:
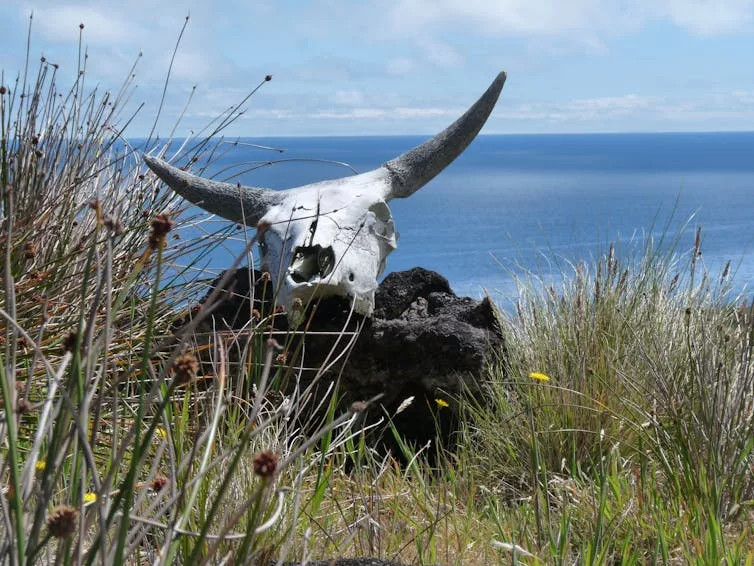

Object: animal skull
[144,72,506,319]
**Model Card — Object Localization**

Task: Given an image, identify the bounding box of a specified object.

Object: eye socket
[289,245,335,283]
[348,272,355,282]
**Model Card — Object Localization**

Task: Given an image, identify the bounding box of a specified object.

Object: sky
[1,0,754,137]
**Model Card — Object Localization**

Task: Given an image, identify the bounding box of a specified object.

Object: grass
[2,19,754,565]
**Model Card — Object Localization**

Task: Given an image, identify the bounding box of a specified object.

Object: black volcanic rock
[178,267,505,453]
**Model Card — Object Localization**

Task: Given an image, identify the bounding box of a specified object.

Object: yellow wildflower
[435,398,449,409]
[35,461,46,472]
[529,372,550,382]
[155,427,167,440]
[83,492,97,504]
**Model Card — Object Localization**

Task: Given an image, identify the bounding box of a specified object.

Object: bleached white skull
[145,72,506,319]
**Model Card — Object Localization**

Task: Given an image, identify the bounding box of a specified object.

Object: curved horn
[383,71,506,199]
[143,155,281,226]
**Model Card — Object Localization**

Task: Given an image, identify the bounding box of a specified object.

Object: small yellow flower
[529,372,550,382]
[155,427,167,440]
[35,461,46,472]
[83,492,97,504]
[435,398,449,409]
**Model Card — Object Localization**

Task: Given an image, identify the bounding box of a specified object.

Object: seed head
[350,401,368,414]
[103,215,125,236]
[149,212,174,250]
[171,353,199,384]
[265,74,272,82]
[0,86,6,95]
[24,241,37,259]
[253,450,278,478]
[17,398,31,415]
[62,330,78,353]
[151,475,169,492]
[47,506,78,538]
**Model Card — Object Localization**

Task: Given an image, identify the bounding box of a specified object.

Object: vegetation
[2,20,753,565]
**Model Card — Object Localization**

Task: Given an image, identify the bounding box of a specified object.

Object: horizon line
[134,129,754,141]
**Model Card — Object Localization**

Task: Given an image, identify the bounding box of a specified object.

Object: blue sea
[178,132,754,307]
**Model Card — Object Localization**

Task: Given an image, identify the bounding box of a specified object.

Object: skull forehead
[263,171,389,218]
[260,185,395,262]
[265,190,364,225]
[260,175,392,243]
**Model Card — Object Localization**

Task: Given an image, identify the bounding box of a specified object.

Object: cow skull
[144,72,506,319]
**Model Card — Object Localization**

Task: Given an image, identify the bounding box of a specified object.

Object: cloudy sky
[1,0,754,137]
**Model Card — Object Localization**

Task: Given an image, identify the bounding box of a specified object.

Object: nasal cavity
[289,245,335,283]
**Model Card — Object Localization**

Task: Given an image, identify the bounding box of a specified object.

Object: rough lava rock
[180,267,505,453]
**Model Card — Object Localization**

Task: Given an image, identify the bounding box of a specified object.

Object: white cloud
[23,4,138,44]
[387,0,754,38]
[418,39,464,67]
[731,89,754,104]
[666,0,754,35]
[396,106,460,117]
[334,89,365,106]
[386,57,416,75]
[388,0,624,36]
[495,95,658,123]
[566,94,653,114]
[160,49,219,83]
[311,106,460,120]
[312,108,387,120]
[5,0,754,136]
[490,91,754,131]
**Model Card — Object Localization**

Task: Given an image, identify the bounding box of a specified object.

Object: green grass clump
[0,19,374,565]
[2,17,754,566]
[466,235,754,563]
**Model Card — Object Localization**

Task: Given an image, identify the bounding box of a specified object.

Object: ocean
[174,132,754,307]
